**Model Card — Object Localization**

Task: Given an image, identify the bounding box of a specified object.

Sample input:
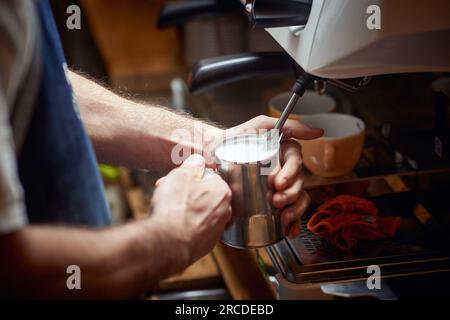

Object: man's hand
[226,116,324,238]
[151,154,232,270]
[71,70,320,237]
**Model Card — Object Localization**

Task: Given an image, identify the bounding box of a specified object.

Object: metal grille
[299,217,331,255]
[292,207,430,264]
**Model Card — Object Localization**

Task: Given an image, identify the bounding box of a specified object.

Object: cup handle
[324,143,335,170]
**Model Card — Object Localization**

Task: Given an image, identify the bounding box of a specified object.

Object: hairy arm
[0,218,186,299]
[69,71,222,170]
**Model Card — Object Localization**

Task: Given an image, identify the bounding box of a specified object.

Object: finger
[204,196,232,228]
[272,177,304,208]
[231,116,323,140]
[160,154,206,189]
[225,115,268,136]
[198,180,233,230]
[201,168,219,180]
[155,176,165,187]
[267,164,281,189]
[217,205,233,229]
[287,222,301,238]
[199,173,232,201]
[274,140,302,191]
[280,191,310,233]
[178,154,206,180]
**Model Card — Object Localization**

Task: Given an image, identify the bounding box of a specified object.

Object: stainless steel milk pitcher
[214,134,285,248]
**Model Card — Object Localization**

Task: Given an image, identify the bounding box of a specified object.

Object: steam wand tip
[274,73,316,131]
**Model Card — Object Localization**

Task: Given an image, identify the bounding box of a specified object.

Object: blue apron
[18,0,111,227]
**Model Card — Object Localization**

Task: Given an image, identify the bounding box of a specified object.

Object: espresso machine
[159,0,450,299]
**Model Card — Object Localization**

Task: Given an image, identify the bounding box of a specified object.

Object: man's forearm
[0,218,186,299]
[69,71,222,170]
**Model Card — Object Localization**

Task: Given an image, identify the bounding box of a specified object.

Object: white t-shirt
[0,0,41,234]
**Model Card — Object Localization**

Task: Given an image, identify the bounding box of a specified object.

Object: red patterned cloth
[307,195,401,250]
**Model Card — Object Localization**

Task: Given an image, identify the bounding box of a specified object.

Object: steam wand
[264,73,316,148]
[274,72,316,131]
[273,74,371,131]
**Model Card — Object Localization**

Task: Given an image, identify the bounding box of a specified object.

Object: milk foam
[215,136,279,163]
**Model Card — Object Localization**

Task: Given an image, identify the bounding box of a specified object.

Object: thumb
[179,154,206,180]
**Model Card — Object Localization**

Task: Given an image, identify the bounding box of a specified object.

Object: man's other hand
[151,154,232,270]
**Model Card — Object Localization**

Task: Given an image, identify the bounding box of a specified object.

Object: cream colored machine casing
[266,0,450,79]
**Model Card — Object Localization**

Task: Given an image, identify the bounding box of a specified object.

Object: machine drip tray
[268,192,450,285]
